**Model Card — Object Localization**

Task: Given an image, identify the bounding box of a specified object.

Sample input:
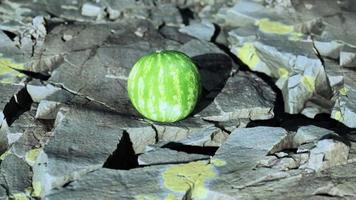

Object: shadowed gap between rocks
[191,53,232,115]
[103,131,139,170]
[177,7,194,25]
[161,142,218,156]
[3,87,33,126]
[2,30,16,41]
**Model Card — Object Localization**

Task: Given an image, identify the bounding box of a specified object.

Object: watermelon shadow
[191,53,233,115]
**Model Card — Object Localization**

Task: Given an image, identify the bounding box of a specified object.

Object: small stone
[62,34,73,41]
[179,20,215,41]
[275,152,288,158]
[81,3,101,17]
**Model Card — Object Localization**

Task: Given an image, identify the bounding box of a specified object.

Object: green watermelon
[127,50,201,122]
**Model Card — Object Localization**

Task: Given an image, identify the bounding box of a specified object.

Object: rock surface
[0,0,356,199]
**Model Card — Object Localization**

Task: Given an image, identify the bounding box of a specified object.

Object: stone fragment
[220,127,290,154]
[302,139,349,172]
[35,100,62,120]
[81,3,102,17]
[179,20,215,41]
[293,125,337,146]
[0,154,32,195]
[198,71,275,122]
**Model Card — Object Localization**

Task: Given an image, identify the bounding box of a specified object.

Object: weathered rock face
[1,0,356,199]
[219,0,356,128]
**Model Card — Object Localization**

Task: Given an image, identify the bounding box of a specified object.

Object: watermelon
[127,50,201,122]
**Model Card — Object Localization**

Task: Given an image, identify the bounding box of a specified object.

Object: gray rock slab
[293,125,337,146]
[44,166,187,200]
[197,71,275,121]
[0,154,32,196]
[179,20,215,41]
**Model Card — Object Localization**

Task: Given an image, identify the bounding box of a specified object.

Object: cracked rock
[138,148,209,165]
[33,106,155,196]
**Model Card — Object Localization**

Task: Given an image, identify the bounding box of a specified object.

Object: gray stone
[35,100,63,120]
[81,3,102,17]
[293,125,337,146]
[0,154,32,195]
[198,71,275,121]
[220,127,290,154]
[301,139,349,172]
[179,20,215,41]
[138,148,209,165]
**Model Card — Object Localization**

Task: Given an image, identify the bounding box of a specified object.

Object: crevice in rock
[7,66,51,81]
[161,142,218,156]
[210,23,221,43]
[311,37,326,67]
[46,81,143,120]
[177,7,194,25]
[2,30,17,41]
[150,124,159,143]
[3,87,33,126]
[202,119,231,134]
[103,131,139,170]
[140,157,210,167]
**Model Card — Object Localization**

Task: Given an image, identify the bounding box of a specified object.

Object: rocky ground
[1,0,356,199]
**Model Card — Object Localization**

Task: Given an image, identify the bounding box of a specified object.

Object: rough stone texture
[293,125,337,146]
[179,20,215,41]
[222,0,356,128]
[0,154,32,197]
[301,139,350,172]
[44,166,187,200]
[197,71,275,122]
[1,0,356,199]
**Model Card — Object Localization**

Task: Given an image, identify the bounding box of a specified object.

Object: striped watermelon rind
[127,50,201,122]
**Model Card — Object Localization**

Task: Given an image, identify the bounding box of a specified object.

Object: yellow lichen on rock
[162,161,216,199]
[339,87,349,96]
[237,43,260,69]
[256,18,294,34]
[25,148,42,166]
[31,181,42,197]
[302,75,316,92]
[0,55,25,84]
[9,193,28,200]
[278,68,289,78]
[0,150,11,160]
[210,158,226,167]
[255,18,303,40]
[333,110,343,121]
